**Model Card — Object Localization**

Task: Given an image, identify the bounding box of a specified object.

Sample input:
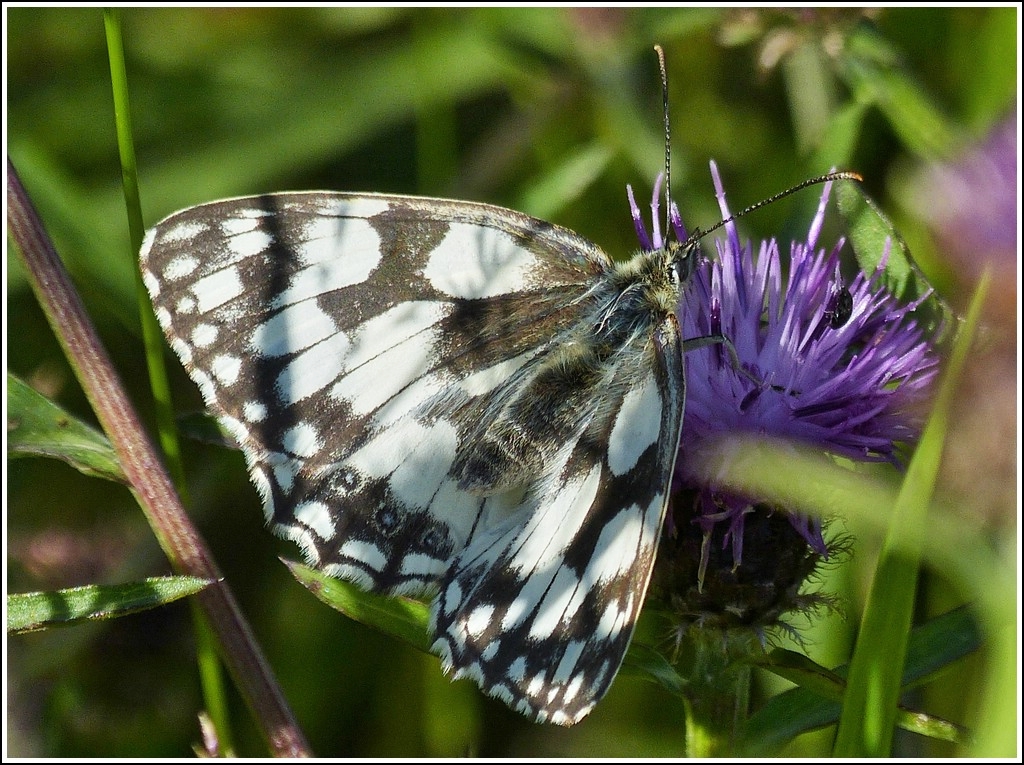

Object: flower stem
[679,631,754,757]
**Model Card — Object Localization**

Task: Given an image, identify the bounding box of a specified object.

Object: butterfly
[140,187,696,725]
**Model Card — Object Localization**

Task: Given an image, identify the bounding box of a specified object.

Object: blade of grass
[8,576,212,634]
[832,272,989,756]
[839,24,960,158]
[102,8,238,754]
[103,8,188,495]
[516,142,614,221]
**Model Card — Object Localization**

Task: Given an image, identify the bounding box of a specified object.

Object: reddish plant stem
[7,158,311,757]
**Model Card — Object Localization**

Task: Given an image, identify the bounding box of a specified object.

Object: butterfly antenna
[697,170,864,242]
[655,44,672,243]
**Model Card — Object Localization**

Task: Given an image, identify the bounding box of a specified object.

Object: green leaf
[759,648,848,700]
[900,604,984,688]
[6,372,125,483]
[835,181,956,345]
[284,559,432,653]
[288,556,695,702]
[621,640,687,697]
[743,606,980,753]
[7,575,213,634]
[833,271,987,757]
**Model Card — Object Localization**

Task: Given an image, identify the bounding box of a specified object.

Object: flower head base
[629,163,939,632]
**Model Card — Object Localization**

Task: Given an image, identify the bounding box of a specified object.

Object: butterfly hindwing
[141,190,686,723]
[434,318,684,724]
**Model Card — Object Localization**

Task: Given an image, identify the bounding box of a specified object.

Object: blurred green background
[6,7,1017,757]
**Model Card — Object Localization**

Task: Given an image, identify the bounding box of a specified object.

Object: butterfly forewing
[141,190,687,724]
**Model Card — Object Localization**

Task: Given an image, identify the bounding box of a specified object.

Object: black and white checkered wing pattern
[434,319,684,724]
[140,191,685,725]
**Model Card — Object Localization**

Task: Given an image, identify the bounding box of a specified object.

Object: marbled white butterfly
[141,188,691,725]
[140,176,852,724]
[139,56,858,725]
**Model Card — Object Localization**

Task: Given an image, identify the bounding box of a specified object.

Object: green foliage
[835,181,954,345]
[7,6,1016,757]
[8,576,212,635]
[7,373,125,483]
[834,270,988,756]
[745,607,980,753]
[285,560,432,654]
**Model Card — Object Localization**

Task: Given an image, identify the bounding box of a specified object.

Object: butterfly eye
[670,242,695,285]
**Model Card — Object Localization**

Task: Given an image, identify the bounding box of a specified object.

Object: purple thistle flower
[907,110,1016,529]
[910,108,1017,287]
[630,162,939,628]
